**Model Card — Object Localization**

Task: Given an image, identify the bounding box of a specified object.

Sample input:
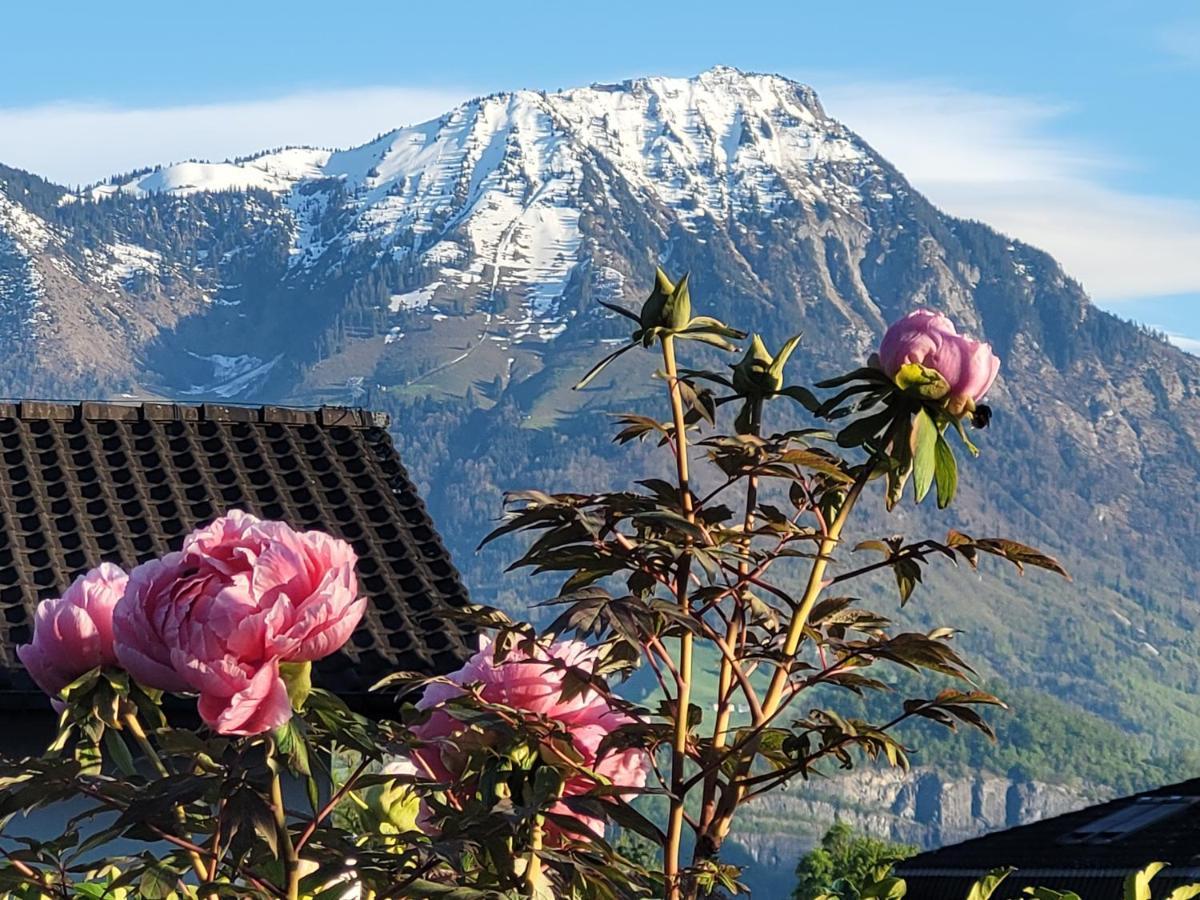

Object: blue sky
[2,0,1198,345]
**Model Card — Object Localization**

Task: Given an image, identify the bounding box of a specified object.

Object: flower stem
[707,452,877,852]
[526,810,545,894]
[271,770,301,900]
[123,713,212,887]
[661,334,695,900]
[697,396,761,860]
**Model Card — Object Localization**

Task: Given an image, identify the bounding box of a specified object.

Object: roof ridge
[0,400,390,429]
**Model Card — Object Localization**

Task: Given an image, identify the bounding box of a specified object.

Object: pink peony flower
[17,563,128,701]
[113,511,365,736]
[878,309,1000,409]
[414,637,651,840]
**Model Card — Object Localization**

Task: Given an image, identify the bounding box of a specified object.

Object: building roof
[895,778,1200,899]
[0,401,474,712]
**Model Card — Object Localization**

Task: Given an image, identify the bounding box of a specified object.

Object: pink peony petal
[18,564,129,701]
[197,658,292,736]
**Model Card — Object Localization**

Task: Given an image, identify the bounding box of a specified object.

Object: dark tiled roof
[0,401,473,711]
[896,778,1200,899]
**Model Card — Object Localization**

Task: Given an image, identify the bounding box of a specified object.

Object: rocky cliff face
[731,767,1100,896]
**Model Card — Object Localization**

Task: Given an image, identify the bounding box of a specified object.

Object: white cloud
[818,81,1200,304]
[0,86,472,188]
[1167,333,1200,355]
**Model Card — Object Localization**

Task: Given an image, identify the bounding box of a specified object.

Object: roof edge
[0,400,390,429]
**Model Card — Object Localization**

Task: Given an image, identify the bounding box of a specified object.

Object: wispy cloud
[820,81,1200,304]
[1167,333,1200,355]
[1156,21,1200,67]
[0,87,472,188]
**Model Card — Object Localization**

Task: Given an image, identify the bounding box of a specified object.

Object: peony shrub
[2,270,1072,900]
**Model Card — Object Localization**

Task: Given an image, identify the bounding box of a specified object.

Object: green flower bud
[639,267,675,330]
[638,268,691,333]
[730,333,802,398]
[359,760,424,837]
[732,334,779,396]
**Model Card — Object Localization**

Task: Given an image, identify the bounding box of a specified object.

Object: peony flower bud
[17,563,127,702]
[639,268,691,333]
[360,758,426,837]
[878,309,999,414]
[731,334,779,396]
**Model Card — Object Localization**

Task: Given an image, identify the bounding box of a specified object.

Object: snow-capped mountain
[34,66,891,391]
[2,74,1200,875]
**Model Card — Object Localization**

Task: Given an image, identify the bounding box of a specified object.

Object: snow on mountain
[83,66,881,344]
[0,188,55,340]
[90,148,331,199]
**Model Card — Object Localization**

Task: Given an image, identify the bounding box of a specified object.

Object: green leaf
[860,875,908,898]
[816,366,892,389]
[280,660,312,710]
[911,408,938,503]
[1125,862,1167,900]
[573,341,637,390]
[933,430,958,509]
[967,867,1014,900]
[596,298,640,322]
[734,401,754,435]
[675,330,739,351]
[778,384,820,412]
[102,728,137,777]
[138,864,178,900]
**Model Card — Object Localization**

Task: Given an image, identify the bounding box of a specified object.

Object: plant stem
[526,809,546,895]
[123,713,213,886]
[707,456,877,852]
[661,334,695,900]
[714,398,761,745]
[759,467,870,716]
[698,397,761,858]
[271,770,301,900]
[295,756,371,853]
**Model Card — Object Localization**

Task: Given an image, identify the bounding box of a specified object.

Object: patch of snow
[181,353,281,399]
[389,281,443,312]
[95,242,162,287]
